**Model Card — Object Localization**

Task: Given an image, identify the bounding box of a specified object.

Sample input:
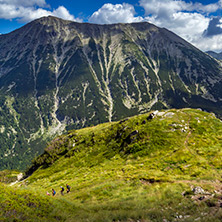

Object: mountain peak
[33,15,74,25]
[0,16,222,170]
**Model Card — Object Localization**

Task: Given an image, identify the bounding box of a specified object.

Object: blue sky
[0,0,222,52]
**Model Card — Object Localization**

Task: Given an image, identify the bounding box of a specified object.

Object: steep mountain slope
[2,108,222,222]
[0,16,222,170]
[206,51,222,60]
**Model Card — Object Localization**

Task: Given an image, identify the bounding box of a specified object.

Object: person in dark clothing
[60,186,64,195]
[66,184,70,193]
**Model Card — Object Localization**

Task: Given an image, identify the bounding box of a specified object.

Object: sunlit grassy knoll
[1,108,222,221]
[27,108,222,183]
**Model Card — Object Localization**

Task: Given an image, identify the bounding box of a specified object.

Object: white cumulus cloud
[193,34,222,52]
[0,0,80,22]
[89,3,143,24]
[0,0,47,7]
[140,0,187,18]
[139,0,221,16]
[138,0,222,52]
[52,6,77,21]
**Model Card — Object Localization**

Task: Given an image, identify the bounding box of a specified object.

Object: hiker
[60,186,64,195]
[66,184,70,193]
[46,191,50,196]
[52,188,56,196]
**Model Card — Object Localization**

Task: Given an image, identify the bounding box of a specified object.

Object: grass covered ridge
[1,108,222,221]
[27,108,222,181]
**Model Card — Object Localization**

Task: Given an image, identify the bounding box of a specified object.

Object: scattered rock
[156,111,165,117]
[147,113,155,120]
[17,173,23,181]
[142,120,146,124]
[193,186,205,194]
[198,196,205,201]
[129,130,139,136]
[124,130,139,144]
[146,110,159,120]
[164,112,175,118]
[152,110,159,115]
[181,191,186,196]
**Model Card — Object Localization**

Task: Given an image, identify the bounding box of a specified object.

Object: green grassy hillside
[0,183,69,222]
[1,108,222,221]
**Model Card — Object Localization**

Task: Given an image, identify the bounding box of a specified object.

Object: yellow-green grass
[1,108,222,221]
[0,170,20,183]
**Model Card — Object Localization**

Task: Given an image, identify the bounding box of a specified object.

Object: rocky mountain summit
[0,16,222,169]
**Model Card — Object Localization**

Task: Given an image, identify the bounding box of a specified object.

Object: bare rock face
[0,16,222,169]
[193,186,205,195]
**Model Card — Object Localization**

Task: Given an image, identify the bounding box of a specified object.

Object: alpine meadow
[0,16,222,222]
[1,109,222,221]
